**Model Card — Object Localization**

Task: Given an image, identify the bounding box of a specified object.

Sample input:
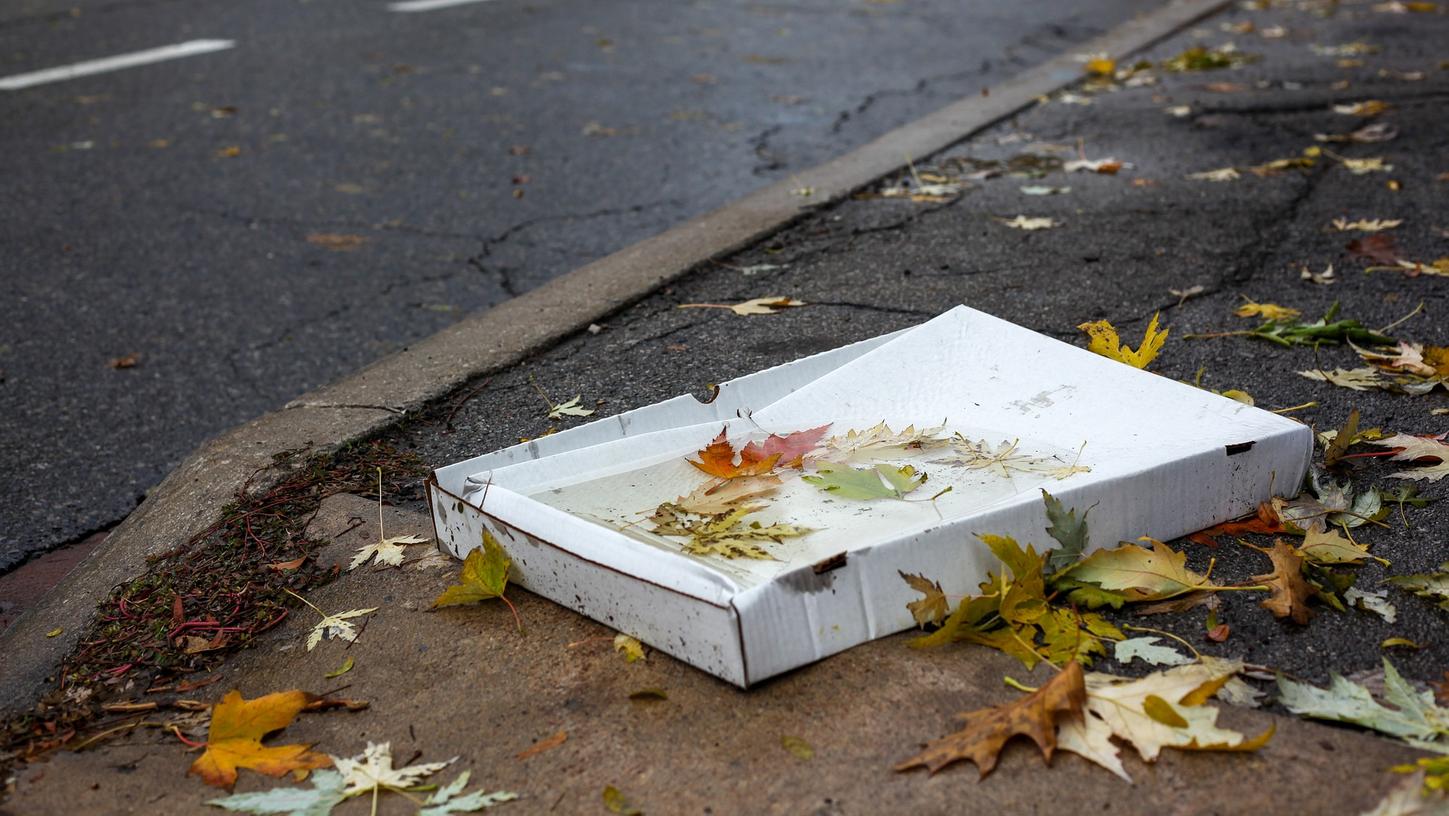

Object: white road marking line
[388,0,496,12]
[0,39,235,91]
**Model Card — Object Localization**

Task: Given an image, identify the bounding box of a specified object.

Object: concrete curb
[0,0,1230,714]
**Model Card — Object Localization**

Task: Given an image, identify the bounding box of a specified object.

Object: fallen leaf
[206,768,348,815]
[1298,527,1385,566]
[45,627,63,638]
[1383,637,1423,650]
[1084,57,1116,76]
[432,531,513,609]
[603,785,642,815]
[739,424,831,469]
[324,657,355,679]
[688,429,781,479]
[1301,264,1337,285]
[416,770,517,814]
[672,475,781,515]
[189,690,332,789]
[895,661,1085,776]
[614,634,646,663]
[1340,157,1393,175]
[1235,299,1299,320]
[1367,434,1449,481]
[999,215,1057,230]
[1059,660,1272,782]
[1344,588,1397,622]
[1042,488,1091,574]
[1078,312,1167,369]
[649,503,807,559]
[901,572,950,627]
[819,421,950,461]
[1245,540,1314,624]
[334,741,454,800]
[109,353,141,369]
[781,735,814,760]
[1195,484,1279,525]
[802,462,926,500]
[1020,185,1070,195]
[677,296,806,316]
[1061,538,1220,602]
[1279,658,1448,742]
[306,234,367,252]
[1064,158,1127,174]
[629,688,668,701]
[1298,367,1385,391]
[1334,100,1391,117]
[1162,45,1252,72]
[515,730,567,761]
[1386,564,1449,610]
[1189,167,1240,182]
[1114,636,1193,667]
[547,395,594,419]
[1333,217,1403,232]
[217,146,242,158]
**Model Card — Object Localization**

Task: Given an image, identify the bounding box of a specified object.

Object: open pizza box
[428,305,1312,687]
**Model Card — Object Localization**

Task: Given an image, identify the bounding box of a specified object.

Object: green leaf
[1042,489,1091,573]
[1387,564,1449,610]
[208,769,347,816]
[801,462,925,500]
[323,656,354,679]
[1277,658,1449,743]
[432,531,512,608]
[781,735,814,760]
[602,785,642,815]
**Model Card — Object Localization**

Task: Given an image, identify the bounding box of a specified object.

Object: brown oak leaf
[895,661,1085,776]
[1245,540,1315,624]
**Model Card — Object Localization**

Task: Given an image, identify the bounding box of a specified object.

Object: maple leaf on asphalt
[1386,564,1449,610]
[1298,366,1385,391]
[1367,434,1449,482]
[351,467,432,570]
[284,590,376,652]
[1058,659,1273,782]
[1245,539,1315,624]
[547,395,594,419]
[1078,312,1168,369]
[209,768,348,815]
[688,428,781,479]
[1187,501,1284,547]
[998,215,1057,230]
[1235,299,1300,321]
[190,690,332,790]
[900,571,950,627]
[1113,637,1192,667]
[1332,217,1403,232]
[1278,658,1449,744]
[895,661,1086,776]
[335,742,453,800]
[1296,527,1386,566]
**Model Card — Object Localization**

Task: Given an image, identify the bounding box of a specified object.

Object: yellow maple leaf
[1234,299,1300,321]
[189,690,331,789]
[1077,312,1168,369]
[613,634,646,663]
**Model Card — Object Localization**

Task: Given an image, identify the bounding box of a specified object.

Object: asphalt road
[0,0,1163,572]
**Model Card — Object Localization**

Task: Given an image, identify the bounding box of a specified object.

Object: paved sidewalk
[4,0,1448,813]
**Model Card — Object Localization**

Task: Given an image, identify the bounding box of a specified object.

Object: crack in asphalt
[465,200,684,296]
[172,205,480,243]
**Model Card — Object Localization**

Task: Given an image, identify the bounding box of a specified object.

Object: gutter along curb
[0,0,1232,714]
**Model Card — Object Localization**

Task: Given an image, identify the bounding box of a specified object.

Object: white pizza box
[428,305,1311,687]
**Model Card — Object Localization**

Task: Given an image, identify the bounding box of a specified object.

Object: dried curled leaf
[900,571,950,627]
[1235,299,1300,321]
[649,504,807,559]
[1245,539,1315,624]
[895,662,1086,776]
[1078,312,1167,369]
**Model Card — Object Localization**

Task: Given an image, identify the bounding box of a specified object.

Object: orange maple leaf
[687,429,781,479]
[189,690,332,789]
[895,661,1085,777]
[739,424,831,469]
[1187,502,1283,548]
[1244,539,1316,625]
